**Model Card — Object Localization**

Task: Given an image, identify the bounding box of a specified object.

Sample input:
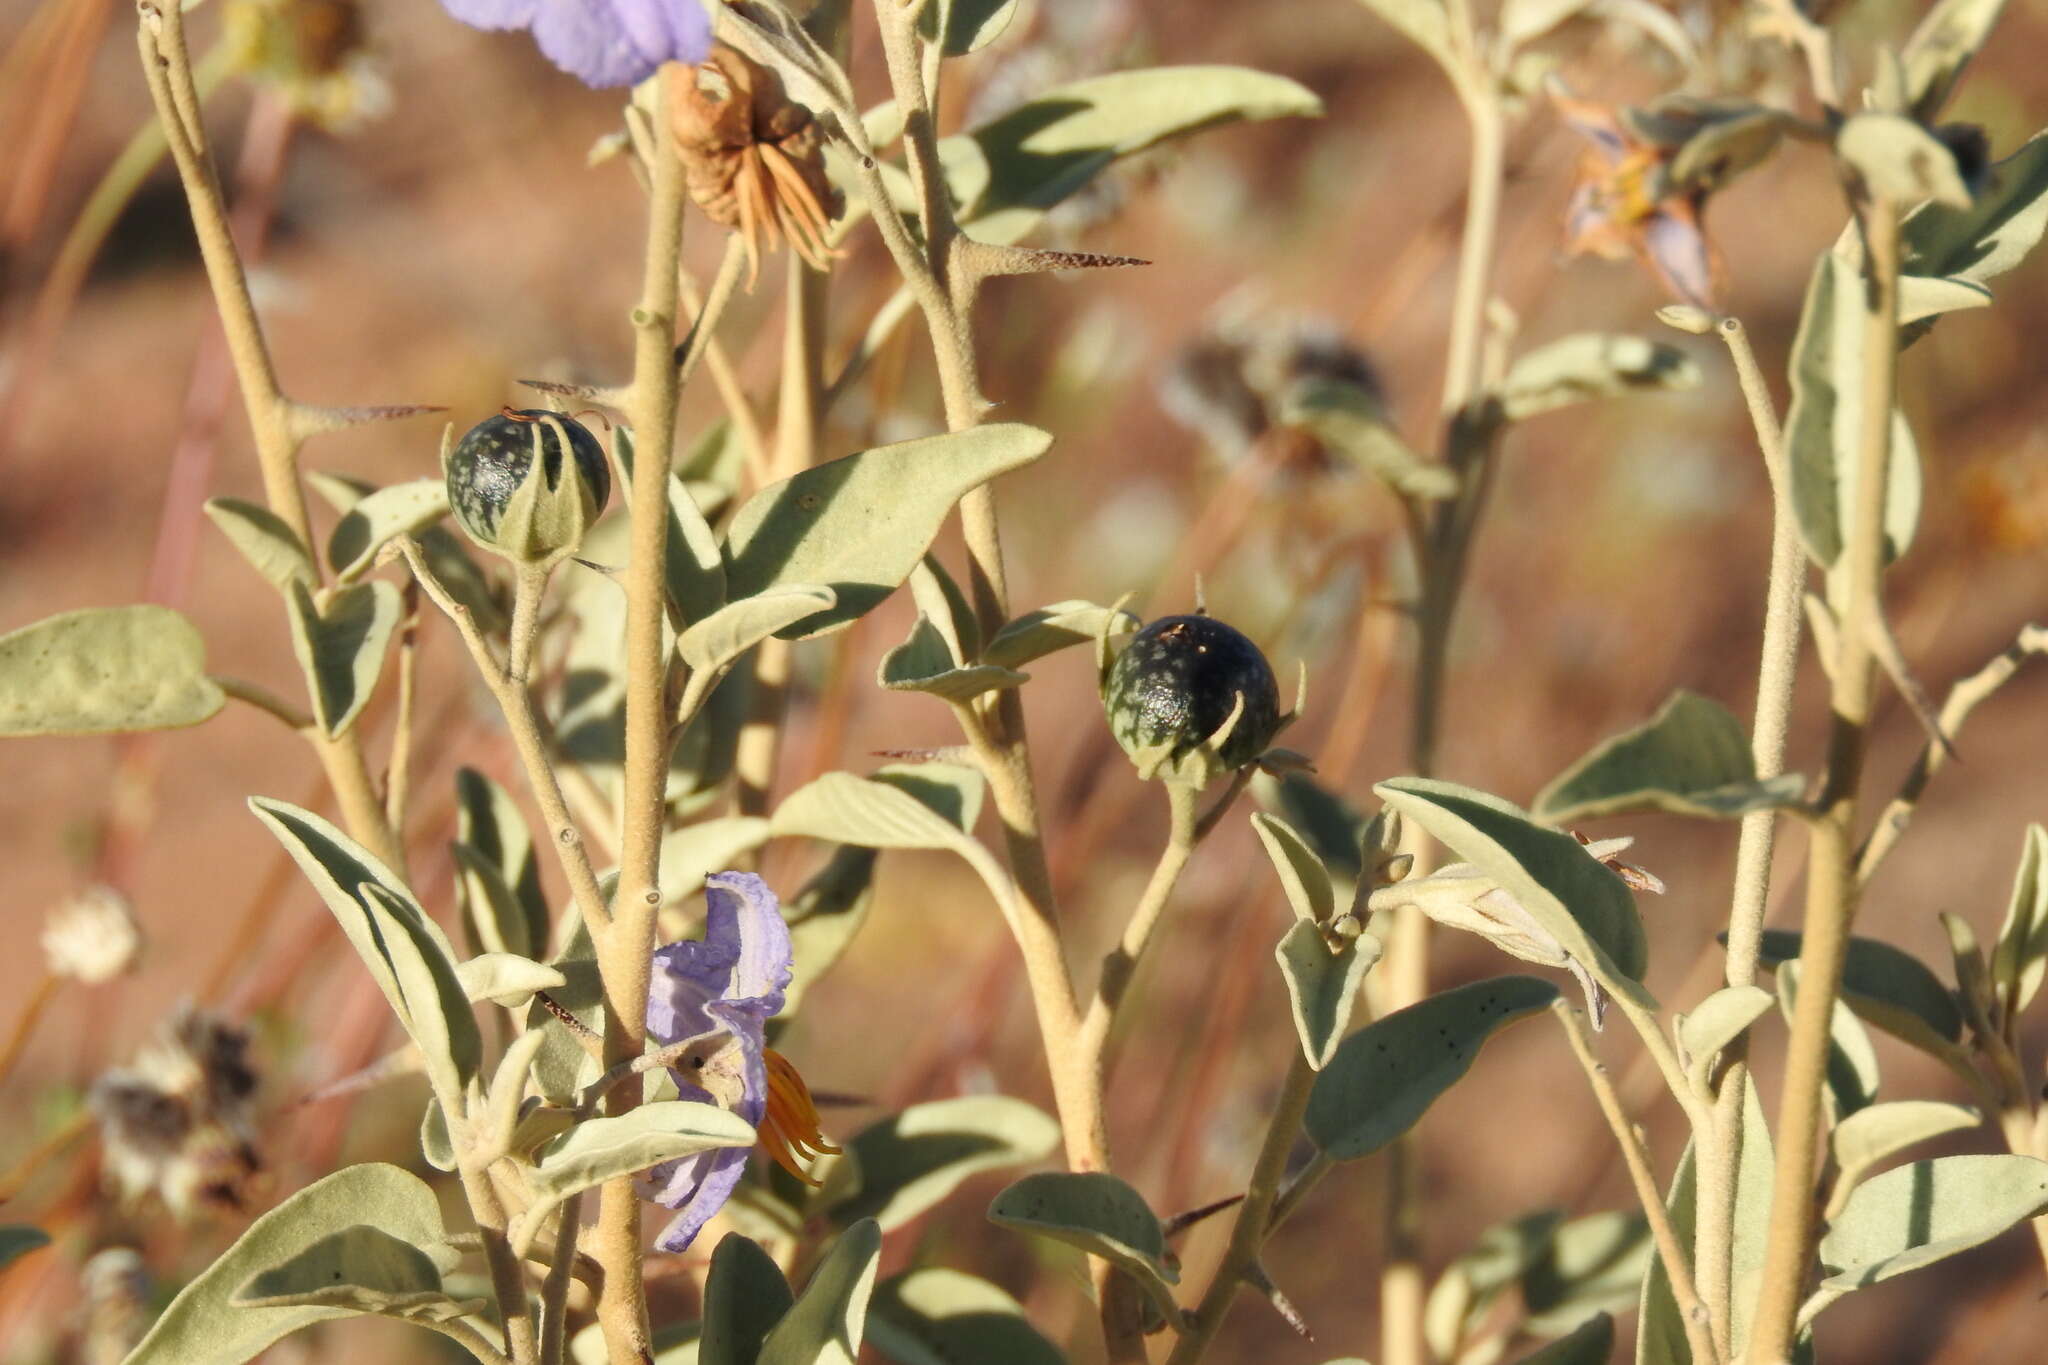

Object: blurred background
[2,0,2046,1360]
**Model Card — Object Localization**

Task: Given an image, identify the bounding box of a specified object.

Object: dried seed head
[90,1007,263,1219]
[42,885,143,985]
[667,47,842,285]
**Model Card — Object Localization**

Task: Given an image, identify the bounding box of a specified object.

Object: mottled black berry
[1103,614,1281,771]
[444,409,610,557]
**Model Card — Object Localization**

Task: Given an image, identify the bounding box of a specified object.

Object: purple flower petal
[439,0,713,89]
[645,1146,751,1252]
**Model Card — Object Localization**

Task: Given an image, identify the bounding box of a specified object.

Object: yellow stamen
[759,1049,841,1186]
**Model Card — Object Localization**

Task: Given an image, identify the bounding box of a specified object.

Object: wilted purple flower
[439,0,713,89]
[641,871,838,1253]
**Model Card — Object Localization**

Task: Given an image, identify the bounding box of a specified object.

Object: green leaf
[0,605,224,737]
[1897,272,1992,324]
[1777,959,1883,1124]
[1252,771,1371,886]
[771,772,979,854]
[126,1164,450,1364]
[1901,130,2048,315]
[918,0,1018,55]
[879,616,1029,701]
[286,580,401,739]
[939,67,1323,246]
[984,600,1138,670]
[1513,1312,1614,1365]
[1639,1078,1777,1363]
[454,768,549,960]
[1831,1100,1981,1207]
[1251,812,1336,924]
[250,799,480,1101]
[1427,1210,1562,1360]
[1276,919,1383,1070]
[723,426,1051,638]
[1306,975,1560,1160]
[1679,985,1775,1094]
[781,845,879,1021]
[1279,379,1458,500]
[757,1219,883,1365]
[204,497,315,590]
[1520,1210,1651,1336]
[0,1225,50,1271]
[618,426,729,626]
[867,1267,1064,1365]
[1836,115,1972,208]
[1785,251,1922,567]
[528,1102,757,1208]
[681,587,840,674]
[701,1232,795,1365]
[661,817,774,909]
[1992,824,2048,1014]
[908,557,980,666]
[1899,0,2011,120]
[1534,691,1805,822]
[456,952,566,1008]
[1375,778,1650,1000]
[1495,334,1699,422]
[987,1173,1180,1327]
[1808,1155,2048,1322]
[326,479,448,582]
[233,1224,476,1322]
[1755,929,1965,1059]
[827,1095,1060,1233]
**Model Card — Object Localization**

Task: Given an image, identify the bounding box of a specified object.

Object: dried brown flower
[667,47,840,285]
[89,1008,263,1219]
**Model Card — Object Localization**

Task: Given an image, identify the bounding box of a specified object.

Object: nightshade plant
[4,1,2048,1364]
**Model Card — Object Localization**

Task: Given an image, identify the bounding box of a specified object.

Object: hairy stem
[590,65,689,1364]
[1077,779,1201,1063]
[458,1161,540,1365]
[537,1192,584,1365]
[1744,195,1901,1365]
[1698,313,1805,1351]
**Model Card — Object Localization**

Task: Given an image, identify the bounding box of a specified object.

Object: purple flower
[642,871,838,1253]
[439,0,713,89]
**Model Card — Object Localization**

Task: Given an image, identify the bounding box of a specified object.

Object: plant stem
[1077,780,1200,1063]
[1164,1052,1318,1365]
[1697,313,1805,1352]
[537,1191,584,1365]
[1743,195,1901,1365]
[213,675,315,732]
[458,1160,540,1365]
[590,65,689,1365]
[1554,1000,1724,1365]
[133,0,403,872]
[0,973,61,1090]
[425,1316,516,1365]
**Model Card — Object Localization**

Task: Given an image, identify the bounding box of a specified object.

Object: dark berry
[1103,614,1281,772]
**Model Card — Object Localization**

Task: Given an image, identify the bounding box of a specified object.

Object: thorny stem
[1744,195,1902,1365]
[859,4,1137,1357]
[134,0,404,873]
[1553,1001,1724,1365]
[592,66,690,1365]
[1078,780,1202,1063]
[1164,1051,1318,1365]
[1698,313,1806,1353]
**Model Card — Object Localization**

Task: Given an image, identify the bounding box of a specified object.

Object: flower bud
[443,409,611,566]
[1102,613,1282,784]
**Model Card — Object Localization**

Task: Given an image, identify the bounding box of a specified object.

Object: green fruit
[444,410,610,562]
[1103,614,1280,773]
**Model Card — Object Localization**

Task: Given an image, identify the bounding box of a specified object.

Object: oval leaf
[986,1172,1179,1327]
[1679,984,1775,1092]
[723,426,1051,638]
[984,600,1139,670]
[1496,334,1699,422]
[771,772,977,854]
[879,615,1028,701]
[1514,1312,1614,1365]
[919,0,1018,55]
[126,1164,449,1365]
[758,1219,883,1365]
[1992,824,2048,1015]
[204,497,315,591]
[867,1267,1064,1365]
[529,1101,756,1207]
[1277,920,1383,1070]
[681,586,839,674]
[1755,929,1964,1059]
[1307,975,1560,1161]
[1535,691,1805,823]
[456,952,567,1008]
[234,1224,470,1321]
[0,605,224,737]
[1252,812,1335,924]
[701,1232,795,1365]
[327,479,448,581]
[455,767,549,959]
[826,1095,1060,1232]
[287,579,402,739]
[1812,1155,2048,1315]
[1831,1100,1981,1206]
[1375,779,1650,1001]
